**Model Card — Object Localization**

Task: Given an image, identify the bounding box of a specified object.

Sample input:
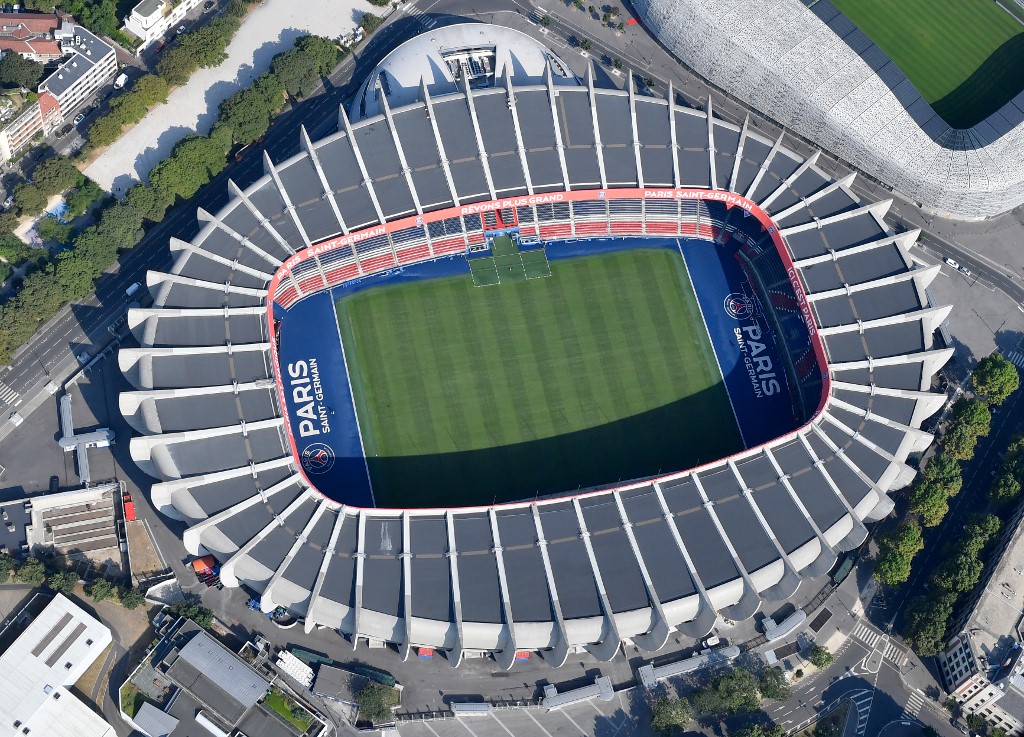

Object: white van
[125,281,141,297]
[113,72,128,90]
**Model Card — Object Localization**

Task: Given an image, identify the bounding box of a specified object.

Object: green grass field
[336,247,742,508]
[830,0,1024,128]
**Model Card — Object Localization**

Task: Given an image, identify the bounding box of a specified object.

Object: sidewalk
[84,0,376,194]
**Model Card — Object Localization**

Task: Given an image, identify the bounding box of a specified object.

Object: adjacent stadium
[121,23,952,666]
[829,0,1024,128]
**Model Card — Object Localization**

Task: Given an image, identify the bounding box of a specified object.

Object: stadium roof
[0,594,116,737]
[120,25,951,667]
[630,0,1024,220]
[351,22,577,121]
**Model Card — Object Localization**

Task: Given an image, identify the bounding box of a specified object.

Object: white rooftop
[0,594,115,737]
[351,22,577,120]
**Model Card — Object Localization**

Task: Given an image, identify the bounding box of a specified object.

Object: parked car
[73,112,85,125]
[944,257,959,269]
[49,475,59,493]
[113,72,128,89]
[959,265,972,277]
[203,0,215,9]
[56,123,73,137]
[76,350,90,365]
[176,25,186,34]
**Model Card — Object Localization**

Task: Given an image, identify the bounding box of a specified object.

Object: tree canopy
[0,54,43,89]
[943,398,990,460]
[757,668,791,701]
[47,570,78,594]
[650,696,692,735]
[875,519,924,586]
[809,645,834,669]
[972,353,1019,405]
[692,668,760,716]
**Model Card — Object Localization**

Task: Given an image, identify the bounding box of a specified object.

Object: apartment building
[122,0,202,50]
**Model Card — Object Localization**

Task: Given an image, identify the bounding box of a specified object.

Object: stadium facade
[119,24,952,667]
[632,0,1024,220]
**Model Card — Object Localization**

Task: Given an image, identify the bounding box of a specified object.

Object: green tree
[36,218,72,244]
[32,156,82,195]
[87,112,127,148]
[540,15,551,27]
[909,480,953,527]
[757,667,790,701]
[903,591,955,656]
[990,727,1008,737]
[88,578,113,601]
[0,210,19,232]
[809,645,834,669]
[692,668,760,717]
[966,714,985,731]
[47,570,79,594]
[355,682,399,724]
[13,182,47,215]
[271,48,322,99]
[125,183,167,223]
[650,696,692,735]
[943,398,990,461]
[14,557,46,584]
[973,352,1020,405]
[360,12,384,34]
[133,74,170,106]
[0,54,43,89]
[921,453,961,488]
[580,38,593,51]
[215,70,285,145]
[66,180,105,218]
[169,597,214,627]
[157,15,242,86]
[295,35,341,74]
[931,552,982,594]
[120,587,145,610]
[875,519,924,586]
[990,472,1021,507]
[614,58,623,70]
[149,134,228,204]
[732,724,784,737]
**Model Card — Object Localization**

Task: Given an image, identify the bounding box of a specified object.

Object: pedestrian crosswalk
[401,3,437,29]
[1006,351,1024,370]
[883,640,907,666]
[900,690,924,720]
[850,689,874,736]
[0,381,19,407]
[851,622,882,648]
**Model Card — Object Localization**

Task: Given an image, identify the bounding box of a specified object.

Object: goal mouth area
[267,189,830,509]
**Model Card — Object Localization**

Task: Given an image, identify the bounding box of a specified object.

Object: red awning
[191,555,216,573]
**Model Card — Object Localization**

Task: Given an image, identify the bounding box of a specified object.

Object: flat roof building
[0,593,116,737]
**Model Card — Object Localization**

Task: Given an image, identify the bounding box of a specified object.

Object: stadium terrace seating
[120,25,951,668]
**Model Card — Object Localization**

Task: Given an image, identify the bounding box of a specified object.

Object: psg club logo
[724,292,756,320]
[301,443,336,474]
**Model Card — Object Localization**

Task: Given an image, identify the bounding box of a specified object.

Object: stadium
[633,0,1024,220]
[119,24,952,666]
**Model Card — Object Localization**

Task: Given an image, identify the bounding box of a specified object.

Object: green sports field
[830,0,1024,128]
[336,247,742,508]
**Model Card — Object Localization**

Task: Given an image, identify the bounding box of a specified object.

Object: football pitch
[830,0,1024,128]
[336,247,743,508]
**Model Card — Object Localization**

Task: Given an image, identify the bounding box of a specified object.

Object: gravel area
[84,0,375,193]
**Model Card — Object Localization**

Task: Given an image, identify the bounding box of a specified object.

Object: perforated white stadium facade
[633,0,1024,219]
